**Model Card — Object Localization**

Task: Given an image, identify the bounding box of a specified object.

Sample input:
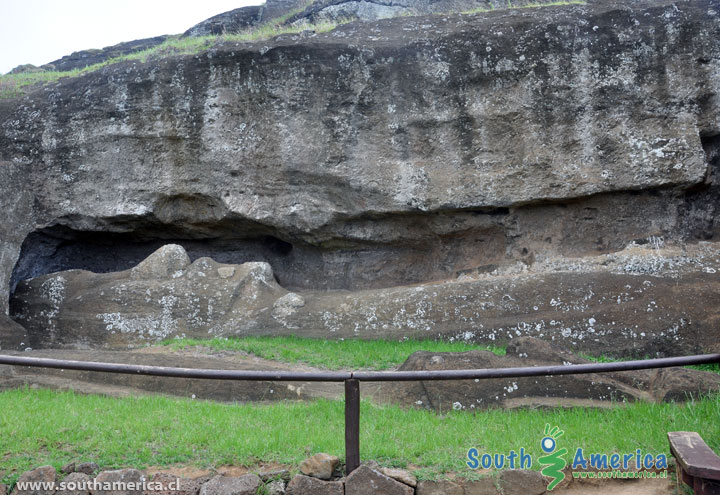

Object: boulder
[92,469,145,495]
[462,479,500,495]
[198,475,260,495]
[345,465,414,495]
[416,480,464,495]
[76,464,100,477]
[61,463,76,475]
[265,480,285,495]
[13,466,56,495]
[498,470,546,495]
[57,473,92,495]
[285,475,343,495]
[257,470,291,483]
[380,468,416,487]
[299,453,340,480]
[145,474,201,495]
[378,337,720,411]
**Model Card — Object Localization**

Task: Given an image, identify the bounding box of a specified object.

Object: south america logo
[538,424,568,490]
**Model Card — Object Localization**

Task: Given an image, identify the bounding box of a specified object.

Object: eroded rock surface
[10,243,720,357]
[1,0,720,354]
[377,337,720,411]
[11,245,285,348]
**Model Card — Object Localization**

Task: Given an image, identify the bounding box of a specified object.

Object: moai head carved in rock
[10,245,288,348]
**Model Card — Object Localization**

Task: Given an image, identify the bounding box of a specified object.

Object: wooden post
[345,378,360,474]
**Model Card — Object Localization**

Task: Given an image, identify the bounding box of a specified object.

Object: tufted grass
[158,336,506,370]
[579,352,720,375]
[159,335,720,375]
[0,387,717,486]
[460,0,585,14]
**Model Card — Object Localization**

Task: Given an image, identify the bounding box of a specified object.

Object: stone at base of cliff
[380,468,417,487]
[265,480,285,495]
[198,475,260,495]
[76,464,101,477]
[416,480,464,495]
[58,473,91,495]
[14,466,57,495]
[145,474,202,495]
[92,470,145,495]
[298,453,339,480]
[498,470,546,495]
[285,475,343,495]
[379,337,720,411]
[345,465,414,495]
[463,479,500,495]
[0,315,28,351]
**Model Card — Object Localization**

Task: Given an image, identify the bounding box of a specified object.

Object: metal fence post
[345,378,360,475]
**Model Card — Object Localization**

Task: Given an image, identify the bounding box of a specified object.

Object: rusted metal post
[345,378,360,475]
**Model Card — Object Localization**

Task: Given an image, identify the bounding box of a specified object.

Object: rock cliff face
[1,0,720,355]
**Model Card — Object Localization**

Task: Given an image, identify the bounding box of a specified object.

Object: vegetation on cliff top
[0,0,585,99]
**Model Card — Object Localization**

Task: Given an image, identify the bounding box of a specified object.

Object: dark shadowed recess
[8,218,508,296]
[680,132,720,240]
[10,228,298,294]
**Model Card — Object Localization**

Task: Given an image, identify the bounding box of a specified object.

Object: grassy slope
[159,336,505,370]
[1,388,718,485]
[161,336,720,374]
[0,1,586,99]
[0,21,342,99]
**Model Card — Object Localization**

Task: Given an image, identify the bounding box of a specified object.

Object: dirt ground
[556,477,676,494]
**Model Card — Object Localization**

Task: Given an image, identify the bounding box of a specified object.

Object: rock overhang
[1,0,720,352]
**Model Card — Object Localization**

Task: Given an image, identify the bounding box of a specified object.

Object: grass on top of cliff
[158,336,506,370]
[462,0,585,14]
[0,1,587,99]
[0,17,345,99]
[0,387,718,485]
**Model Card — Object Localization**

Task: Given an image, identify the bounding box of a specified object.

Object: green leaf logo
[538,424,568,491]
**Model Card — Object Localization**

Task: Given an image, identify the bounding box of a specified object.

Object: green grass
[160,335,720,375]
[579,353,720,375]
[0,36,216,99]
[0,11,348,99]
[0,388,718,485]
[159,336,505,370]
[462,0,585,14]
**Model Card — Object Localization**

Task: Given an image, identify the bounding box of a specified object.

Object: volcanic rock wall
[1,0,719,354]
